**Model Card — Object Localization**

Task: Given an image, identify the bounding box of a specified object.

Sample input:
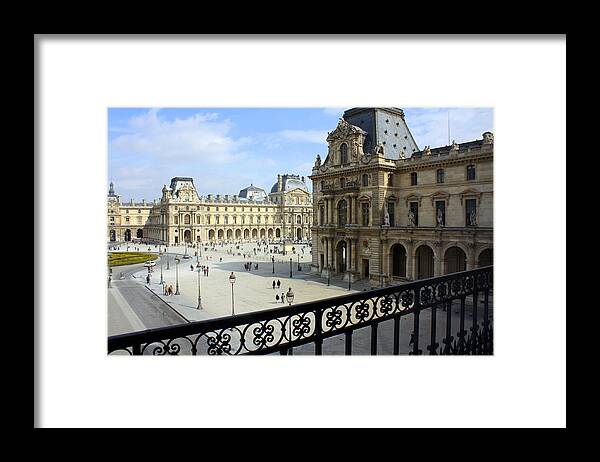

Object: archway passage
[244,229,250,239]
[227,229,233,240]
[336,240,347,273]
[235,229,241,239]
[268,228,273,239]
[391,244,407,277]
[445,246,467,274]
[478,248,493,267]
[136,228,143,239]
[217,229,224,240]
[275,228,281,238]
[184,229,192,243]
[124,229,131,242]
[415,245,434,279]
[296,228,302,240]
[109,230,116,242]
[260,228,266,239]
[252,229,258,239]
[208,230,215,241]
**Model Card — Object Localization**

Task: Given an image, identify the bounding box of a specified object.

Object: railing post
[370,323,378,355]
[427,303,439,355]
[442,300,453,354]
[315,308,323,355]
[393,315,400,355]
[345,331,352,355]
[410,289,422,355]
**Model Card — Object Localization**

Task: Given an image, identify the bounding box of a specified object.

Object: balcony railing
[108,266,493,355]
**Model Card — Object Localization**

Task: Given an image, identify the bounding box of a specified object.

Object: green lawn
[108,252,158,267]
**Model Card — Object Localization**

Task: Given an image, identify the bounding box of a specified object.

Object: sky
[108,107,493,202]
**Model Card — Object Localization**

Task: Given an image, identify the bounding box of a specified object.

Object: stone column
[466,243,477,270]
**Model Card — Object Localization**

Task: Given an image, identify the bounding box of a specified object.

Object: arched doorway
[184,229,191,243]
[260,228,266,239]
[227,229,233,240]
[415,245,434,279]
[391,244,407,278]
[208,230,215,241]
[124,229,131,241]
[235,229,241,239]
[217,229,224,240]
[268,228,273,239]
[478,248,493,267]
[136,228,143,239]
[337,199,347,227]
[445,246,467,274]
[336,240,347,273]
[296,228,302,240]
[244,229,250,239]
[252,229,258,239]
[275,228,281,238]
[109,230,116,242]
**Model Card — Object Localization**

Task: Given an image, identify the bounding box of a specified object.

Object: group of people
[163,284,175,296]
[243,262,258,271]
[189,264,210,276]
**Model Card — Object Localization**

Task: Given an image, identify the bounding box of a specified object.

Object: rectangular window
[410,172,417,186]
[409,202,419,226]
[435,201,446,226]
[319,206,325,225]
[361,203,369,226]
[436,169,445,184]
[387,201,395,227]
[465,199,477,226]
[467,165,476,181]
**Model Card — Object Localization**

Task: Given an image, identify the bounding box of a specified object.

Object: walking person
[272,280,276,290]
[281,293,285,303]
[277,280,281,289]
[276,294,280,303]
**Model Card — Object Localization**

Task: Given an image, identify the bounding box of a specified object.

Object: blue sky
[108,107,492,201]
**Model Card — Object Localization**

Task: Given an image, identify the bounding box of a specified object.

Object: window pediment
[404,193,422,206]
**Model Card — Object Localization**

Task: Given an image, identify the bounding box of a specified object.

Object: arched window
[410,172,417,186]
[321,181,325,191]
[340,143,348,165]
[340,177,346,188]
[296,215,302,224]
[362,174,369,187]
[338,200,347,226]
[184,214,190,225]
[174,215,179,225]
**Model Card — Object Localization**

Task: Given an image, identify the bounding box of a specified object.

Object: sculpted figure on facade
[469,209,478,226]
[314,154,321,169]
[423,145,432,157]
[408,210,416,227]
[383,203,390,226]
[437,207,444,226]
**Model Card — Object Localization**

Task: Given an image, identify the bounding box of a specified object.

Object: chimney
[277,174,282,191]
[301,176,305,183]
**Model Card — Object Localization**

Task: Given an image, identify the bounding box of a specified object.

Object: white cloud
[110,109,245,164]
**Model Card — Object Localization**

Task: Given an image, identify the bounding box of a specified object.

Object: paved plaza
[111,242,371,323]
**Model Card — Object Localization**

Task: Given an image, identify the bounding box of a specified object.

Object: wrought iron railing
[108,266,493,355]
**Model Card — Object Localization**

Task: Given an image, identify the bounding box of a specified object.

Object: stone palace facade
[107,174,312,245]
[309,107,493,284]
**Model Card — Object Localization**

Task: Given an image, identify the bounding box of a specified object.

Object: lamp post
[327,265,331,286]
[272,256,275,274]
[174,257,180,295]
[297,253,301,271]
[196,262,202,310]
[285,288,295,355]
[289,258,293,278]
[166,244,170,270]
[348,270,351,291]
[229,272,236,317]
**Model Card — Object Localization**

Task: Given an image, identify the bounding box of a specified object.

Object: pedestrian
[190,264,194,271]
[277,280,281,289]
[206,267,209,276]
[146,274,150,284]
[272,280,276,290]
[281,293,285,303]
[276,294,280,302]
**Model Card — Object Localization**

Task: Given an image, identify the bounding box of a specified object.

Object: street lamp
[327,265,331,286]
[272,256,275,274]
[297,253,301,271]
[174,257,180,295]
[285,288,295,355]
[229,272,236,317]
[166,244,170,270]
[289,258,293,278]
[196,262,203,310]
